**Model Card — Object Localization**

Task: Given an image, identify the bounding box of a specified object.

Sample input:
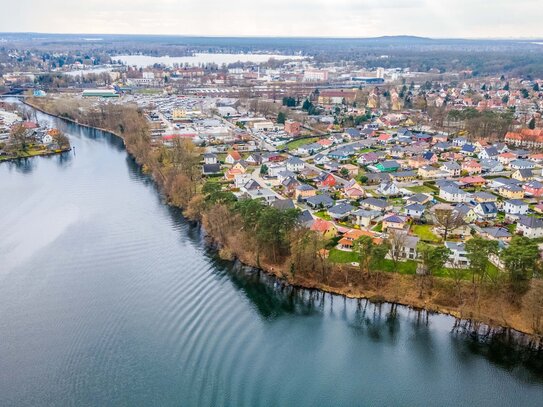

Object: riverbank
[23,97,543,345]
[0,145,71,162]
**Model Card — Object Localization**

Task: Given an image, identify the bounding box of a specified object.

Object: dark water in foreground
[0,105,542,406]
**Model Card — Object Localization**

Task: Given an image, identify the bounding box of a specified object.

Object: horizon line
[1,32,543,42]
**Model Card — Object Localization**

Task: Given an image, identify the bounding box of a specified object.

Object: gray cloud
[1,0,542,38]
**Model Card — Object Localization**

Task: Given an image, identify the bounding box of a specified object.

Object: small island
[0,105,70,162]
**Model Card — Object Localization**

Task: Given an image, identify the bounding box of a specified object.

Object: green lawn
[376,259,417,275]
[372,222,383,232]
[412,225,441,243]
[328,249,359,263]
[314,210,332,221]
[328,250,417,274]
[406,185,435,194]
[281,137,319,151]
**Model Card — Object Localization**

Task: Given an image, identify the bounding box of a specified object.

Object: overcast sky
[2,0,542,39]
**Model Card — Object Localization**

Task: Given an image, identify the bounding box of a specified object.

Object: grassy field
[282,137,319,151]
[328,250,418,274]
[406,185,435,194]
[328,249,358,263]
[412,224,441,243]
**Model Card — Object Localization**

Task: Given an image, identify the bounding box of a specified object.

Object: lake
[0,103,542,406]
[114,53,305,67]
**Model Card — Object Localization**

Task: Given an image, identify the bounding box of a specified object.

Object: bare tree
[388,230,407,269]
[432,203,465,241]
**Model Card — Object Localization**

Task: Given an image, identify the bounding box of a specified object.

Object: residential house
[406,193,432,205]
[203,153,218,165]
[404,203,425,220]
[517,216,543,238]
[285,157,305,172]
[503,199,529,215]
[225,150,242,164]
[509,159,535,170]
[439,185,471,203]
[390,170,417,182]
[338,229,381,250]
[456,203,477,223]
[512,168,534,182]
[202,163,222,175]
[461,160,482,175]
[245,153,262,165]
[377,181,401,196]
[244,188,276,203]
[357,152,380,166]
[281,177,300,195]
[298,143,322,156]
[272,199,296,210]
[294,184,317,200]
[524,180,543,197]
[298,210,314,228]
[478,146,499,161]
[305,194,335,209]
[474,201,498,220]
[343,179,365,199]
[313,153,330,165]
[460,144,477,156]
[340,164,359,178]
[361,197,393,212]
[374,160,400,173]
[328,203,355,220]
[473,191,497,203]
[441,161,461,177]
[498,152,516,165]
[382,214,407,232]
[329,147,354,162]
[324,161,340,172]
[452,137,468,147]
[479,227,512,243]
[445,242,470,268]
[233,174,253,188]
[480,159,503,173]
[316,172,336,189]
[458,176,486,188]
[388,231,420,260]
[267,163,287,178]
[310,219,338,238]
[418,165,441,179]
[351,209,380,227]
[498,184,525,199]
[422,151,439,163]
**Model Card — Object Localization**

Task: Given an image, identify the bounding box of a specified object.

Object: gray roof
[445,241,466,253]
[272,199,296,210]
[305,194,335,207]
[328,203,355,215]
[405,203,425,212]
[352,209,380,218]
[361,197,389,209]
[518,215,543,229]
[482,227,511,238]
[202,163,221,174]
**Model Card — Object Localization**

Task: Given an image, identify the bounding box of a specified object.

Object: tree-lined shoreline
[24,97,543,346]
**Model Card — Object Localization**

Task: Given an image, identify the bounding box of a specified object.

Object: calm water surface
[115,53,305,67]
[0,105,542,406]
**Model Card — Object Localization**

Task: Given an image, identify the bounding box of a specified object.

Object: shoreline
[22,98,543,347]
[0,147,71,163]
